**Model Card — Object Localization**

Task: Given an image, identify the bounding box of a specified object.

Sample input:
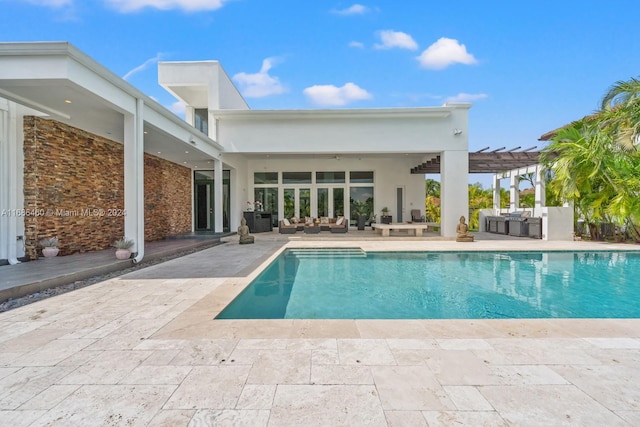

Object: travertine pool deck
[1,233,639,426]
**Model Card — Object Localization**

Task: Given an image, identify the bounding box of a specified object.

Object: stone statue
[238,217,255,244]
[456,215,474,242]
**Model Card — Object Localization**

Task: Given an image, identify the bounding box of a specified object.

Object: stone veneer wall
[144,155,192,241]
[23,117,192,259]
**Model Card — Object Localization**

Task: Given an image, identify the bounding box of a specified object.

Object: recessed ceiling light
[183,161,187,164]
[144,131,148,134]
[185,151,189,154]
[64,99,72,104]
[157,151,162,154]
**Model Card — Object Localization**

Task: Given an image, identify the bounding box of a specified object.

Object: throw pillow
[336,216,344,225]
[283,218,291,226]
[320,216,330,224]
[291,217,299,224]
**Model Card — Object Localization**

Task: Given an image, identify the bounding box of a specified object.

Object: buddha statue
[456,215,474,242]
[238,217,255,244]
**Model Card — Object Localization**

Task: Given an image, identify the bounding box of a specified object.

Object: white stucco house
[0,42,472,264]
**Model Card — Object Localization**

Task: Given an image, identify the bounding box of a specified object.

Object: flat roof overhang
[0,42,223,170]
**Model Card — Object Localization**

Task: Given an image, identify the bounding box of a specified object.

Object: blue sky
[2,0,640,186]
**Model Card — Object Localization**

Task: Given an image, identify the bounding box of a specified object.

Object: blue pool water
[215,249,640,319]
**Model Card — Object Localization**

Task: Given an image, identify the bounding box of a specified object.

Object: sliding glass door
[317,187,345,218]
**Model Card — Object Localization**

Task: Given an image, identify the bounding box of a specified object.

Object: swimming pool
[215,249,640,319]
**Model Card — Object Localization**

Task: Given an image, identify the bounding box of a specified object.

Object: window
[350,171,374,183]
[350,186,374,225]
[254,187,278,226]
[316,171,345,184]
[283,172,312,184]
[194,108,208,135]
[283,189,295,218]
[299,188,311,217]
[317,188,328,217]
[194,170,213,180]
[333,188,344,216]
[254,172,278,184]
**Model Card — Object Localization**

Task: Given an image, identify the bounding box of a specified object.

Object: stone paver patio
[1,234,639,426]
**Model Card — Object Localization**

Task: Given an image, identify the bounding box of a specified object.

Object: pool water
[215,249,640,319]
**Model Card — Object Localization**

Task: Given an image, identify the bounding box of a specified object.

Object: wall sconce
[453,129,463,136]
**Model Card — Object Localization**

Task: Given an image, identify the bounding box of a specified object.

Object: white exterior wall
[542,207,574,241]
[158,61,248,111]
[214,108,468,154]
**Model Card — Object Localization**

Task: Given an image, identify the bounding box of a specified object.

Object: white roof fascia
[211,106,458,120]
[158,60,249,110]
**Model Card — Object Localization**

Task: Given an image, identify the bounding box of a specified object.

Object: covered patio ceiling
[411,146,548,174]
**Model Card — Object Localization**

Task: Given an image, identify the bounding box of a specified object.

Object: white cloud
[123,53,164,81]
[303,82,372,106]
[331,4,370,15]
[445,92,488,103]
[374,30,418,51]
[416,37,477,70]
[169,100,186,116]
[349,41,364,49]
[103,0,227,13]
[232,57,287,98]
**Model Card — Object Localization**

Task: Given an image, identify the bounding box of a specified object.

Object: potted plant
[381,207,392,224]
[351,202,368,230]
[39,236,59,258]
[113,237,134,260]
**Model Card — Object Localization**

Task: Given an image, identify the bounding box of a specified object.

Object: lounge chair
[411,209,425,222]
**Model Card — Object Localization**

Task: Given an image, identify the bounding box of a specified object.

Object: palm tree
[425,179,440,198]
[468,183,492,230]
[600,77,640,151]
[540,118,640,240]
[424,178,441,222]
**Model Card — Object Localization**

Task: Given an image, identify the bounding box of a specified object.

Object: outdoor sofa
[278,216,349,234]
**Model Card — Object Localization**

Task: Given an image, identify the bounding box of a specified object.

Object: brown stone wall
[23,117,192,259]
[144,154,192,241]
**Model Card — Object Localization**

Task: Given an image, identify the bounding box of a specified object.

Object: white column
[124,98,145,262]
[208,111,218,141]
[440,150,469,238]
[185,106,195,128]
[534,165,546,217]
[509,174,519,212]
[214,158,223,232]
[0,101,20,264]
[492,174,501,214]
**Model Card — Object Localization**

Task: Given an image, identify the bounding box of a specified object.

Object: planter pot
[115,249,131,260]
[357,215,366,231]
[42,247,59,258]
